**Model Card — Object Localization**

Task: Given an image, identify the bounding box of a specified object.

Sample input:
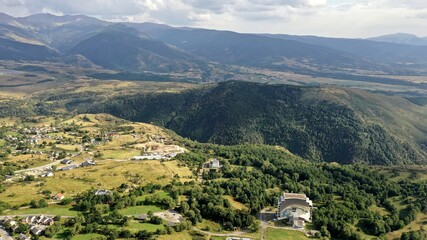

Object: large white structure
[276,193,313,228]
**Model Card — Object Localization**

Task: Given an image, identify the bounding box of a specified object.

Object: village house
[204,159,221,169]
[22,215,54,226]
[53,192,65,201]
[40,171,54,178]
[94,189,113,196]
[38,216,54,226]
[276,193,313,228]
[30,226,43,235]
[80,159,95,167]
[60,164,77,171]
[132,154,164,160]
[22,216,37,224]
[60,159,72,164]
[3,218,18,232]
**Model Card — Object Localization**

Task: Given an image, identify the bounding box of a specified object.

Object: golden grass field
[387,213,427,240]
[6,154,51,169]
[223,195,248,210]
[0,160,192,206]
[157,231,193,240]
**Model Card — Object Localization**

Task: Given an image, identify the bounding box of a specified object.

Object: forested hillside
[83,81,427,165]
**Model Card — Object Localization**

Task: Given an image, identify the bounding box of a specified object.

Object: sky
[1,0,427,38]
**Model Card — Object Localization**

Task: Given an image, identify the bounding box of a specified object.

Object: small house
[131,154,164,160]
[205,159,221,169]
[80,160,95,167]
[60,164,77,171]
[30,226,43,235]
[40,171,54,178]
[60,159,72,164]
[94,189,112,196]
[53,192,65,201]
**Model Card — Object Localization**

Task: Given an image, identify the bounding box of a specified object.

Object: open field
[376,165,427,182]
[157,231,193,240]
[0,160,192,206]
[223,195,248,210]
[6,154,51,168]
[100,149,141,160]
[71,233,105,240]
[265,228,309,240]
[5,204,78,216]
[387,213,427,240]
[119,205,163,216]
[54,144,80,152]
[368,204,390,216]
[197,220,221,232]
[125,220,165,233]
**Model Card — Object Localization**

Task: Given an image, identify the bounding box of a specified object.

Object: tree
[321,226,331,238]
[38,199,48,208]
[30,199,38,208]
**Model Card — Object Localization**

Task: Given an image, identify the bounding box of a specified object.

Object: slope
[16,13,109,51]
[0,37,58,61]
[68,25,208,72]
[136,24,374,71]
[82,81,427,165]
[262,34,427,71]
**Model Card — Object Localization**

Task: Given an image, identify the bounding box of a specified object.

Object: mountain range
[2,12,427,76]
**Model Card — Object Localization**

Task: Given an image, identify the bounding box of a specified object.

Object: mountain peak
[367,32,427,46]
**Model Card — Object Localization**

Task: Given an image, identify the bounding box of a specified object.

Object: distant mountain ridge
[1,12,427,77]
[368,33,427,46]
[69,25,207,72]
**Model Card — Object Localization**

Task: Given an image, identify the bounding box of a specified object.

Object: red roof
[55,193,64,198]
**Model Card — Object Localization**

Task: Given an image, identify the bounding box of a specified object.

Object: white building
[132,154,164,160]
[276,193,313,228]
[94,189,113,196]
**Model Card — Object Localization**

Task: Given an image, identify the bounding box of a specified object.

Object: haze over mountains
[368,33,427,46]
[2,12,427,76]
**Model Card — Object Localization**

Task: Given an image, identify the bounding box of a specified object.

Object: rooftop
[283,193,307,200]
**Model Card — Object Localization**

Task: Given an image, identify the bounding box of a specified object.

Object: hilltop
[76,81,427,165]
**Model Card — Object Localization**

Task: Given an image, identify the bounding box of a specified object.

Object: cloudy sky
[1,0,427,38]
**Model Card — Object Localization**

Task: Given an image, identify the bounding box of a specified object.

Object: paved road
[193,227,253,237]
[14,160,61,174]
[14,145,84,174]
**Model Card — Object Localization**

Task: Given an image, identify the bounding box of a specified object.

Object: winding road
[14,145,84,174]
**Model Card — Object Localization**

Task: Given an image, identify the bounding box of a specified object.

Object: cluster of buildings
[1,215,55,238]
[59,159,95,171]
[131,152,178,161]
